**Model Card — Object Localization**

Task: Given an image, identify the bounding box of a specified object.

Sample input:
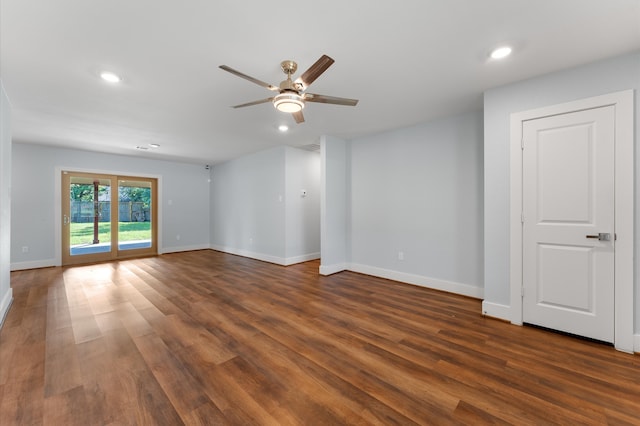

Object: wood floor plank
[191,304,418,425]
[42,385,90,426]
[120,367,185,425]
[43,326,83,397]
[0,250,639,425]
[184,400,229,426]
[0,339,45,424]
[133,332,210,421]
[0,326,20,385]
[115,301,155,338]
[453,400,513,425]
[156,314,237,365]
[211,356,296,424]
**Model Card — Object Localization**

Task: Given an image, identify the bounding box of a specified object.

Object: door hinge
[521,287,525,297]
[521,137,524,150]
[521,213,524,224]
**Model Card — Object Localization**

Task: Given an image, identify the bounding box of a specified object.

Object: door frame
[61,171,120,265]
[54,166,163,266]
[509,90,634,353]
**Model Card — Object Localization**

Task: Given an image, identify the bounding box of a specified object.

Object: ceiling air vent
[298,143,320,152]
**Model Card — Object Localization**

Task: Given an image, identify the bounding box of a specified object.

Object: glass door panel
[62,172,117,265]
[118,179,153,251]
[70,176,112,254]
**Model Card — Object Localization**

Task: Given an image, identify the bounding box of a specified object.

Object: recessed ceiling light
[100,71,122,83]
[135,146,148,150]
[490,46,512,60]
[148,143,160,148]
[278,125,289,132]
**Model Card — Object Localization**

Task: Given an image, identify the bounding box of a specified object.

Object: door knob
[586,233,610,241]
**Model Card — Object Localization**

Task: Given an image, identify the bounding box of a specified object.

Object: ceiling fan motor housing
[279,79,298,92]
[280,60,298,75]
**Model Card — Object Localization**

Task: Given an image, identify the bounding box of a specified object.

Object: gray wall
[348,111,484,297]
[0,81,12,325]
[483,51,640,330]
[210,146,286,261]
[320,135,349,274]
[11,143,211,269]
[210,146,320,265]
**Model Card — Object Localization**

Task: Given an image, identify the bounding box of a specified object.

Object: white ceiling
[1,0,639,165]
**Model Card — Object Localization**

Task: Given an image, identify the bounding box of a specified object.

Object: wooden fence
[70,201,150,223]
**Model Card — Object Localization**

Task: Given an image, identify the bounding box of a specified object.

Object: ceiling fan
[219,55,358,123]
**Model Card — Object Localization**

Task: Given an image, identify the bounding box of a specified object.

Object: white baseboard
[0,288,13,329]
[283,252,320,266]
[319,263,348,276]
[210,244,286,265]
[347,263,484,299]
[210,245,319,267]
[160,244,211,255]
[481,301,511,322]
[11,259,56,271]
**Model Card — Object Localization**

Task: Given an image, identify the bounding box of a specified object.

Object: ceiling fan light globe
[273,93,304,113]
[276,102,303,113]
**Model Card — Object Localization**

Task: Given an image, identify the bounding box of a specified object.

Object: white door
[522,105,615,343]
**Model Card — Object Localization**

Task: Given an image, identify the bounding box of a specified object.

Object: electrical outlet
[398,251,404,261]
[176,234,181,241]
[22,246,29,253]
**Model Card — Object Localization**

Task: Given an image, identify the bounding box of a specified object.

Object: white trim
[283,253,320,266]
[319,263,348,276]
[209,245,319,267]
[0,288,12,329]
[612,91,635,353]
[348,263,484,299]
[54,168,62,266]
[160,244,211,255]
[11,259,56,271]
[509,89,634,353]
[54,167,163,266]
[634,334,640,354]
[210,245,287,266]
[482,301,511,321]
[509,108,524,325]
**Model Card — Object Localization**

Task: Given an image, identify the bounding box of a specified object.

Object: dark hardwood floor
[1,250,638,425]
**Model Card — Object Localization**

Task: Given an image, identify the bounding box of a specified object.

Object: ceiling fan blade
[231,97,274,108]
[295,55,334,89]
[219,65,279,91]
[304,93,359,106]
[293,110,305,124]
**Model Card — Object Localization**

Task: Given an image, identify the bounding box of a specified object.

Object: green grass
[70,222,151,246]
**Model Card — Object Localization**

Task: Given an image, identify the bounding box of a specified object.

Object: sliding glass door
[62,171,157,266]
[118,178,154,252]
